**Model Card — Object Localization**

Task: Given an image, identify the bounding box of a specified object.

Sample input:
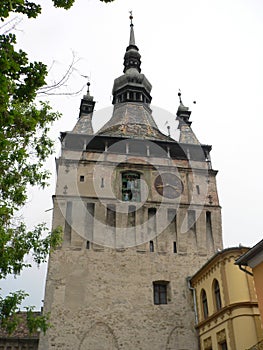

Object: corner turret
[176,92,200,145]
[72,82,95,134]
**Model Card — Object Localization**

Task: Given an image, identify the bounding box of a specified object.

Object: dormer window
[122,172,140,202]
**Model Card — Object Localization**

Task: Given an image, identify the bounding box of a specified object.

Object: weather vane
[129,11,133,25]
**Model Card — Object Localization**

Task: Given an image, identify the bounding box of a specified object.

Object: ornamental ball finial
[178,90,182,104]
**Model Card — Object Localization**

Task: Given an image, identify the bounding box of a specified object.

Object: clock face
[154,173,183,199]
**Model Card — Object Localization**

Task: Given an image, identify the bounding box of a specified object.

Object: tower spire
[129,11,135,46]
[98,14,171,141]
[123,12,141,73]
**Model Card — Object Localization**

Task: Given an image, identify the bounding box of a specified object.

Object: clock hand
[156,183,181,192]
[156,184,174,189]
[165,184,180,190]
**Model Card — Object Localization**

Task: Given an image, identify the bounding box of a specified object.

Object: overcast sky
[1,0,263,309]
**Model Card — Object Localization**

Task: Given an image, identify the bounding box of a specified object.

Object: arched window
[213,279,222,310]
[201,289,209,319]
[122,172,141,202]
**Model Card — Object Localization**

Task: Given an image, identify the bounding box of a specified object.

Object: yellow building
[235,239,263,332]
[190,247,263,350]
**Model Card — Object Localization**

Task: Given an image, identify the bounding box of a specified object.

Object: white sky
[1,0,263,309]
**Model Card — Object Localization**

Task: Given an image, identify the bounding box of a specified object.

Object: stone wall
[39,142,223,350]
[40,244,212,350]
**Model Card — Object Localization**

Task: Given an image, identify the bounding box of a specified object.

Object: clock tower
[39,15,223,350]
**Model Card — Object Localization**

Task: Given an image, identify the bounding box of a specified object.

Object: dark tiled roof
[72,114,93,135]
[98,102,172,141]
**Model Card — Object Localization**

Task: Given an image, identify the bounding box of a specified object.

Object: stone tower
[39,16,223,350]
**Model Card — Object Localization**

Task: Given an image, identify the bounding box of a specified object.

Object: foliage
[0,292,52,335]
[0,0,115,337]
[26,306,50,335]
[0,0,115,21]
[0,225,63,279]
[0,0,76,336]
[0,291,28,334]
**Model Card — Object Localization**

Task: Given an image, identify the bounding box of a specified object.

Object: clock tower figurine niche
[39,14,223,350]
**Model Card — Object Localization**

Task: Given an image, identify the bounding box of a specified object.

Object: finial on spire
[178,89,183,104]
[82,79,94,103]
[167,125,171,137]
[129,10,133,26]
[128,11,136,46]
[176,90,192,127]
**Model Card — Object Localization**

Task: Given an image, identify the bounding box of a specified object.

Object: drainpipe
[187,277,199,325]
[187,277,200,350]
[237,264,253,276]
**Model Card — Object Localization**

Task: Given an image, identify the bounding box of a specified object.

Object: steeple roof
[123,13,141,74]
[129,12,136,46]
[98,14,171,141]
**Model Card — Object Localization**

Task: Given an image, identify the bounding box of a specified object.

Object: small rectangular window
[64,201,72,244]
[153,282,168,305]
[196,185,200,194]
[148,208,156,218]
[148,208,157,235]
[80,175,85,182]
[173,241,177,253]
[150,240,154,252]
[86,240,90,249]
[167,208,176,222]
[128,205,136,227]
[86,203,94,239]
[188,210,196,232]
[206,211,212,232]
[107,204,116,227]
[220,341,228,350]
